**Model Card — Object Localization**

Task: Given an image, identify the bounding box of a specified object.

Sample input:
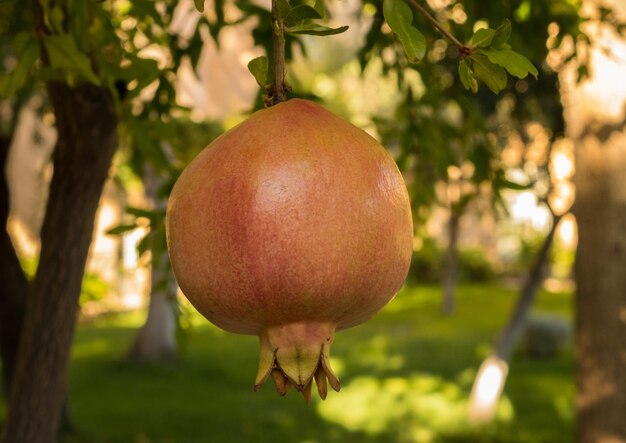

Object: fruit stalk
[270,0,288,105]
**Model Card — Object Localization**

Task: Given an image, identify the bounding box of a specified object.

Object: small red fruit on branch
[166,99,413,401]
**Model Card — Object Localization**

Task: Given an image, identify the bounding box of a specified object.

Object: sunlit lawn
[17,283,576,442]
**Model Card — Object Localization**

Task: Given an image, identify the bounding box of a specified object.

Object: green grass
[4,284,574,443]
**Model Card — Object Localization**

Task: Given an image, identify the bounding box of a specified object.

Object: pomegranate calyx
[254,323,340,402]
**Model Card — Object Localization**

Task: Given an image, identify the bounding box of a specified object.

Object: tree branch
[269,0,288,105]
[404,0,470,53]
[495,212,563,361]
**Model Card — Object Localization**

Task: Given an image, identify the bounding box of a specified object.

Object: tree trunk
[559,1,626,440]
[441,210,460,315]
[1,82,118,443]
[573,126,626,443]
[128,275,178,362]
[128,166,178,362]
[574,125,626,443]
[0,134,28,396]
[495,213,561,361]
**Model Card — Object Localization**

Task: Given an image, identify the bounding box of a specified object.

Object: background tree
[126,165,179,362]
[558,0,626,440]
[0,97,27,399]
[0,1,36,403]
[0,0,208,439]
[0,0,124,434]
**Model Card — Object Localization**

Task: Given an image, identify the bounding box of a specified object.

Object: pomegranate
[166,99,413,401]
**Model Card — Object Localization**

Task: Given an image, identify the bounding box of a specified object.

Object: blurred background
[1,0,625,442]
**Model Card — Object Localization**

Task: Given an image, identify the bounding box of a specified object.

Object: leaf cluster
[383,0,425,63]
[351,0,586,223]
[0,0,227,271]
[380,1,538,95]
[459,20,538,94]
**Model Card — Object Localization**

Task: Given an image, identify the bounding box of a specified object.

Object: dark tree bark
[0,82,118,443]
[0,133,28,396]
[441,210,461,315]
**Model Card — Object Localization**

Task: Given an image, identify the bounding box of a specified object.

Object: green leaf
[247,56,269,88]
[492,19,511,48]
[494,177,532,191]
[43,34,100,85]
[106,224,138,236]
[312,0,326,19]
[515,0,531,22]
[44,5,66,34]
[577,64,589,82]
[129,0,166,27]
[276,0,292,19]
[126,206,158,221]
[458,59,478,93]
[286,23,349,36]
[0,35,39,99]
[470,28,495,48]
[68,0,89,43]
[383,0,426,63]
[136,233,152,256]
[480,48,538,79]
[194,0,205,13]
[285,4,323,27]
[118,57,160,97]
[471,54,507,93]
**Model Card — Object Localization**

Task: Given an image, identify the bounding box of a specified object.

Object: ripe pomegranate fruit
[166,99,413,401]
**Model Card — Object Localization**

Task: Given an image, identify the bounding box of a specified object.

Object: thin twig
[269,0,288,105]
[404,0,470,53]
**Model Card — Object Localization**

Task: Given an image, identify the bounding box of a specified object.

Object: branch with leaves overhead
[382,0,538,93]
[191,0,541,99]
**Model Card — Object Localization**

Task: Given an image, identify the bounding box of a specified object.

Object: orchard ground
[1,283,573,443]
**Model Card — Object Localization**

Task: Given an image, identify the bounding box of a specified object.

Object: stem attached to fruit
[270,0,288,105]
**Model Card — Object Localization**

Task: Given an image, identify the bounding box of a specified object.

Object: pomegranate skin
[166,99,413,399]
